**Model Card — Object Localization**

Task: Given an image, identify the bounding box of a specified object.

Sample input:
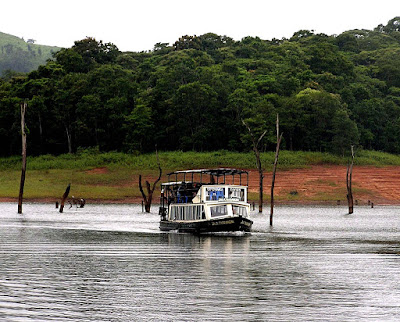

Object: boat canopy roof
[166,168,249,186]
[167,168,248,177]
[161,181,185,187]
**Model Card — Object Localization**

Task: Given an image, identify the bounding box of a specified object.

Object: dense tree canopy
[1,17,400,156]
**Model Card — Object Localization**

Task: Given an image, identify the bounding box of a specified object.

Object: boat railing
[169,203,205,221]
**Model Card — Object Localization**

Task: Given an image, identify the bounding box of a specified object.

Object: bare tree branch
[257,130,268,147]
[138,175,148,203]
[150,149,162,194]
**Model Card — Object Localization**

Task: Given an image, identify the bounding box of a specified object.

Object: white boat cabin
[166,184,250,222]
[161,169,250,221]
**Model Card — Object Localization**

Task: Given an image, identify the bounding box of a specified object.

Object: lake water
[0,203,399,321]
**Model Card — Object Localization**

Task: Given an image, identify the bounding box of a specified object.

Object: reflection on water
[0,203,400,321]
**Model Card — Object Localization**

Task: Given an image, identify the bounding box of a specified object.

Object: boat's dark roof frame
[167,168,248,176]
[166,168,249,186]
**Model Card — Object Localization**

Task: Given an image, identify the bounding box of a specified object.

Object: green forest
[1,17,400,157]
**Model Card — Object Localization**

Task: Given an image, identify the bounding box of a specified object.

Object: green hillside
[0,31,61,76]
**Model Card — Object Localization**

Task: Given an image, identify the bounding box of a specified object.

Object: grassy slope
[0,31,61,74]
[3,150,400,171]
[1,150,400,202]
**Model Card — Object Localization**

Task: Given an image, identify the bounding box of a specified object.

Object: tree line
[1,17,400,157]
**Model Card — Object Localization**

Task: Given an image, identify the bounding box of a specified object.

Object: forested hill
[0,31,60,76]
[1,17,400,157]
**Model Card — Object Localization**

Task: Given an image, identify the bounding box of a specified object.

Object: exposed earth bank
[253,165,400,206]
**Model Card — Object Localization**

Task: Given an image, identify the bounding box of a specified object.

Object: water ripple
[0,203,400,321]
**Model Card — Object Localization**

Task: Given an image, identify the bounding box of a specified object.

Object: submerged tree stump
[60,184,71,213]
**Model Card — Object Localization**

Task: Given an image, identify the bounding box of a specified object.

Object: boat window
[232,205,248,217]
[206,187,225,201]
[210,205,228,218]
[169,205,205,221]
[228,188,245,201]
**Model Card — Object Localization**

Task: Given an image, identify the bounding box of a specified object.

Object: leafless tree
[270,114,283,226]
[18,101,27,214]
[346,145,355,214]
[242,120,268,213]
[139,149,162,213]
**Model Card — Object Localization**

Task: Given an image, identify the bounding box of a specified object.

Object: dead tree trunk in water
[256,148,264,213]
[18,101,27,214]
[346,145,355,214]
[139,150,162,213]
[59,184,71,213]
[270,114,283,226]
[242,120,268,213]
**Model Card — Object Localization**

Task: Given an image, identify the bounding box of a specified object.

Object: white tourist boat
[159,168,253,233]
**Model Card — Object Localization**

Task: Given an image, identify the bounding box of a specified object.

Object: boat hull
[159,216,252,233]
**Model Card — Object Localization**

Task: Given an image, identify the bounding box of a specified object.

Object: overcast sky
[2,1,399,52]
